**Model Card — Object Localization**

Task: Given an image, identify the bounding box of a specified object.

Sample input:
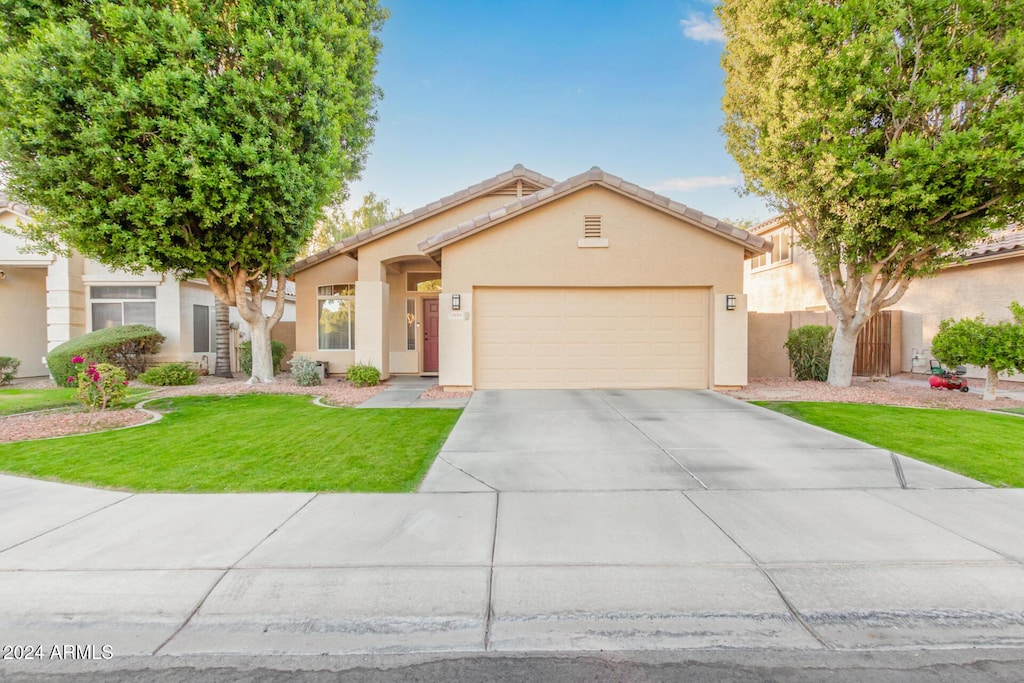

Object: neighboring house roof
[753,213,1024,264]
[418,166,771,257]
[962,225,1024,262]
[291,164,557,273]
[0,193,31,218]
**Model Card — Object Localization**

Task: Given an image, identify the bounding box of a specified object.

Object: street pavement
[1,388,1023,673]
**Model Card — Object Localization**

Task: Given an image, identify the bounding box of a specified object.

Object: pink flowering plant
[68,357,129,411]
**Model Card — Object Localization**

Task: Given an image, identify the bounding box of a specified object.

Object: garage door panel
[474,287,709,389]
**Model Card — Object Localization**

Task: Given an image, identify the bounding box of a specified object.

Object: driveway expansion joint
[593,390,708,490]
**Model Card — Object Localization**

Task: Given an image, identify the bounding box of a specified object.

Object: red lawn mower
[929,360,970,392]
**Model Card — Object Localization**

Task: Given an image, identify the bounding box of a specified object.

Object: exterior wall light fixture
[725,294,736,311]
[451,294,461,310]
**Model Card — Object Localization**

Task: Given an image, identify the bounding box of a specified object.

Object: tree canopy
[0,0,386,381]
[932,302,1024,400]
[305,191,400,255]
[719,0,1024,385]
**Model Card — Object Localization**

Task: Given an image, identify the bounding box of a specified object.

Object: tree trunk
[205,267,287,385]
[827,320,863,387]
[214,301,232,378]
[248,316,275,383]
[984,366,999,401]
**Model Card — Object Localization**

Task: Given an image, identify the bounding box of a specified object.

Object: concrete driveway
[1,389,1023,662]
[420,389,984,491]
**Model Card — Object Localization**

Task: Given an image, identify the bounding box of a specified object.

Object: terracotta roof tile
[963,225,1024,260]
[0,193,31,217]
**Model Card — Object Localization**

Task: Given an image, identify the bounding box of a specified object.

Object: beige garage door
[474,287,709,389]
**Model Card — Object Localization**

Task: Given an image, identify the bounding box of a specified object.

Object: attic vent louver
[583,215,602,238]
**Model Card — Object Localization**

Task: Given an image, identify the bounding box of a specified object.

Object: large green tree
[0,0,385,382]
[719,0,1024,386]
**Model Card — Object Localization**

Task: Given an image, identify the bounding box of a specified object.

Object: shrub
[346,363,381,387]
[0,356,20,385]
[139,362,199,386]
[784,324,834,381]
[239,340,287,376]
[69,359,129,410]
[289,355,322,387]
[47,325,164,385]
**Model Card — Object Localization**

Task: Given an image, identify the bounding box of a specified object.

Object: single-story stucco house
[745,215,1024,382]
[0,194,296,379]
[291,165,770,390]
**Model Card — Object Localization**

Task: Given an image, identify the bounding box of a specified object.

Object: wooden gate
[854,310,902,377]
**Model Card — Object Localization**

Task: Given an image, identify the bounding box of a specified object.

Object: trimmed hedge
[47,325,165,385]
[784,324,834,381]
[239,340,287,376]
[139,362,199,386]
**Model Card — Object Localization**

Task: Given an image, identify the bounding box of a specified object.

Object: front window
[406,272,442,292]
[90,286,156,330]
[318,284,355,350]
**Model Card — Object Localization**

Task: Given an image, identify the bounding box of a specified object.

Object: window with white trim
[90,285,157,330]
[751,228,793,270]
[318,285,355,350]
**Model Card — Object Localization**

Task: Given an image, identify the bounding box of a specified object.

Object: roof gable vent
[583,215,602,238]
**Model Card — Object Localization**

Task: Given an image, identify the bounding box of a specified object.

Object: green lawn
[0,394,461,492]
[0,387,150,415]
[756,401,1024,488]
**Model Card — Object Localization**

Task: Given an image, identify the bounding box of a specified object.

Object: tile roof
[0,192,31,217]
[755,214,1024,263]
[290,164,557,273]
[418,167,771,255]
[963,225,1024,261]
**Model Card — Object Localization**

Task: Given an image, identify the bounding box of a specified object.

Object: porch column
[355,278,390,379]
[45,253,86,351]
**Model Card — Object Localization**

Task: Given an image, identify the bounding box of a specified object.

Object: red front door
[423,298,439,373]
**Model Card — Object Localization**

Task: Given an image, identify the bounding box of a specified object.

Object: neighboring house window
[318,285,355,350]
[751,228,793,270]
[193,305,211,353]
[90,286,156,330]
[406,298,416,351]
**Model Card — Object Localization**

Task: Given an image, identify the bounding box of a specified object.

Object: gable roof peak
[291,164,557,273]
[418,166,771,256]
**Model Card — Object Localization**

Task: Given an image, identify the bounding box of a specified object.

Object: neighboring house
[745,215,1024,381]
[291,165,769,390]
[0,194,295,378]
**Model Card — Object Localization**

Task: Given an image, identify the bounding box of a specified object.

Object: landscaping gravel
[722,373,1024,411]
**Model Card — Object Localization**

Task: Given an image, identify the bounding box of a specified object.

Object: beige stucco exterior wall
[745,242,826,313]
[0,267,48,376]
[438,185,749,388]
[292,253,358,374]
[0,213,52,376]
[295,194,508,378]
[897,256,1024,382]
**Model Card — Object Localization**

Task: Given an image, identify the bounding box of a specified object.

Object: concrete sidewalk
[1,390,1022,660]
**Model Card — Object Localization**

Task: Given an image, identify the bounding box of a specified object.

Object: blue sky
[344,0,775,224]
